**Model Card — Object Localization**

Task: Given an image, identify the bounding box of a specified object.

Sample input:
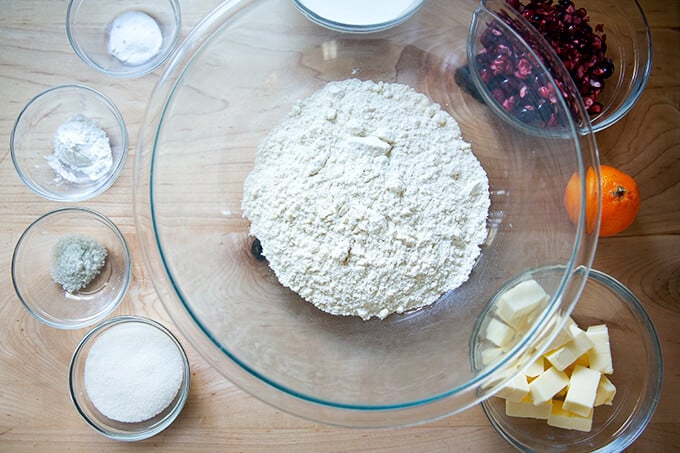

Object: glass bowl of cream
[11,207,131,329]
[66,0,181,78]
[69,316,191,441]
[10,84,128,202]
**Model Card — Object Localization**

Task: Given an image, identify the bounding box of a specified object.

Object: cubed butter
[544,329,593,371]
[496,374,530,402]
[548,400,593,432]
[481,346,504,366]
[545,316,579,351]
[496,279,550,326]
[529,367,569,405]
[594,375,617,406]
[524,357,545,379]
[484,317,516,347]
[562,365,601,417]
[586,324,614,374]
[506,396,552,420]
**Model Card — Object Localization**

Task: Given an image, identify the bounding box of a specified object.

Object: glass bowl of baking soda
[66,0,181,78]
[11,84,128,202]
[69,316,191,441]
[12,207,131,329]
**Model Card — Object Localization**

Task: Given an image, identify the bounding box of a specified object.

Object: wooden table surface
[1,1,678,451]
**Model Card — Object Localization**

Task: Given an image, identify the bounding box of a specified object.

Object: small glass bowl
[467,0,652,133]
[10,84,128,202]
[69,316,191,441]
[480,268,663,452]
[12,207,131,329]
[66,0,181,78]
[291,0,423,33]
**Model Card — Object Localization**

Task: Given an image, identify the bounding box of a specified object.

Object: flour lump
[242,79,490,320]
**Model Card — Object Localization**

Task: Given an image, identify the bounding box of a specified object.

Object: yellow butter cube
[505,396,552,420]
[594,375,617,406]
[545,317,578,352]
[481,346,504,366]
[529,367,569,405]
[496,279,549,327]
[484,317,516,348]
[563,365,601,417]
[587,324,614,374]
[544,329,593,371]
[548,400,593,432]
[524,357,545,379]
[496,374,530,402]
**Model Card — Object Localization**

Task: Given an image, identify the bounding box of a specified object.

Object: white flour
[242,79,490,320]
[107,11,163,66]
[47,114,113,183]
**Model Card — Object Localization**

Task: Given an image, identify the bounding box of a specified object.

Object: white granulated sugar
[242,79,490,320]
[84,322,184,423]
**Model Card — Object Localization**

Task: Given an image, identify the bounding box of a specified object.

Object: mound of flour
[242,79,490,320]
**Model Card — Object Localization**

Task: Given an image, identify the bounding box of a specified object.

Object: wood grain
[1,0,678,451]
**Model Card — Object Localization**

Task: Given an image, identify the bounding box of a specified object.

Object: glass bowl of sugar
[11,84,128,202]
[66,0,181,78]
[12,207,131,329]
[69,316,191,441]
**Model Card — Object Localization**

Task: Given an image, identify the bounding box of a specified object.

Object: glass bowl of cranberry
[466,0,651,133]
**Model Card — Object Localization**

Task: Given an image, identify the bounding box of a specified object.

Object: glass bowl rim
[65,0,183,78]
[68,314,192,441]
[480,267,664,452]
[134,0,601,426]
[11,206,132,329]
[473,0,652,133]
[9,83,129,202]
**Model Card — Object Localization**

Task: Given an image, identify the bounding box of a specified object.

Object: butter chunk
[563,365,601,417]
[586,324,614,374]
[529,367,569,405]
[546,316,578,351]
[524,357,545,379]
[506,396,552,420]
[484,317,516,348]
[544,328,593,371]
[496,374,530,402]
[496,279,549,326]
[594,375,617,406]
[548,400,593,432]
[481,346,504,366]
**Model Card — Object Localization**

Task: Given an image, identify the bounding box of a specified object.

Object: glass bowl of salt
[66,0,181,78]
[69,316,191,441]
[10,84,128,202]
[11,207,131,329]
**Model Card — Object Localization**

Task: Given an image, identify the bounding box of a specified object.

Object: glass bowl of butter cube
[473,266,663,452]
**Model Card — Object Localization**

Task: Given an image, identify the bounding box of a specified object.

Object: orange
[564,165,640,237]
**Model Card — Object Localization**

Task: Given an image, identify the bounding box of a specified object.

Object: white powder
[296,0,423,26]
[242,79,490,320]
[84,322,185,423]
[107,11,163,66]
[47,114,113,183]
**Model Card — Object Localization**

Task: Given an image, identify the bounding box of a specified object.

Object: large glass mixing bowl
[134,0,600,427]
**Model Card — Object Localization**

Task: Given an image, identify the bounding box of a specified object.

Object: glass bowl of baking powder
[66,0,181,78]
[11,84,128,202]
[69,316,191,441]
